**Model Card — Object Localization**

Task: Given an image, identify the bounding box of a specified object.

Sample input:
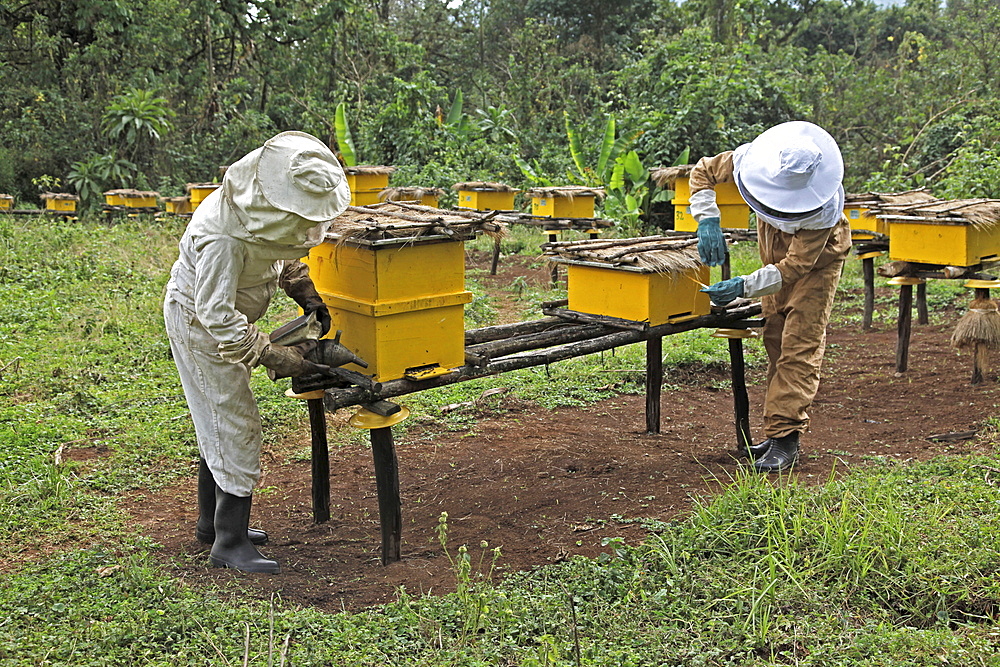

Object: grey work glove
[259,340,333,380]
[696,216,727,267]
[700,276,745,306]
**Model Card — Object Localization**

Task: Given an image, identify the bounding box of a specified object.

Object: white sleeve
[689,189,721,222]
[742,264,783,298]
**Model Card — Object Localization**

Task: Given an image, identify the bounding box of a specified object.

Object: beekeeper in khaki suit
[164,131,350,572]
[693,121,851,473]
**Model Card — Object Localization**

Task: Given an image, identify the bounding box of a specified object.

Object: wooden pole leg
[728,337,752,451]
[895,283,914,373]
[645,337,663,434]
[490,237,501,276]
[307,397,331,524]
[916,281,929,325]
[862,256,875,330]
[548,232,560,287]
[370,426,402,565]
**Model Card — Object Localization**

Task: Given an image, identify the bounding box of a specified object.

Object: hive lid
[379,186,445,201]
[650,165,694,188]
[873,197,1000,228]
[543,235,703,274]
[39,192,79,201]
[451,180,518,192]
[344,165,396,175]
[326,201,506,245]
[524,186,605,200]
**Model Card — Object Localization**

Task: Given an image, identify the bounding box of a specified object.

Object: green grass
[3,215,1000,665]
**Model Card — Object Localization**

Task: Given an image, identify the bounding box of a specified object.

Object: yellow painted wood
[350,189,383,206]
[306,240,466,301]
[123,193,157,208]
[104,192,126,206]
[0,195,13,211]
[889,220,1000,267]
[45,197,77,212]
[844,206,887,239]
[346,172,390,192]
[324,299,470,382]
[566,264,711,325]
[456,190,516,211]
[305,238,472,382]
[674,203,749,231]
[531,194,595,219]
[188,184,219,210]
[672,177,743,205]
[420,194,440,207]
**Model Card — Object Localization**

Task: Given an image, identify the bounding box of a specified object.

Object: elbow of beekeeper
[690,121,851,306]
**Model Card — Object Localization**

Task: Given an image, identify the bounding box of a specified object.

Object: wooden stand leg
[370,426,402,565]
[645,337,662,434]
[728,338,752,451]
[490,237,501,276]
[308,397,330,524]
[721,251,731,281]
[863,257,875,330]
[895,284,914,373]
[916,282,929,325]
[548,232,559,287]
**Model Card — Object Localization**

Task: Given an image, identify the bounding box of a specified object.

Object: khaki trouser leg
[760,250,844,439]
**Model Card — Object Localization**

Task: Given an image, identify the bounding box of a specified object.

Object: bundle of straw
[951,294,1000,384]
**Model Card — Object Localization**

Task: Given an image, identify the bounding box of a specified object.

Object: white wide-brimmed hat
[256,131,350,222]
[735,121,843,216]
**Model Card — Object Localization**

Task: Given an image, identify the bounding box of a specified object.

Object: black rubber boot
[737,439,771,460]
[751,432,800,473]
[209,490,280,574]
[195,459,268,545]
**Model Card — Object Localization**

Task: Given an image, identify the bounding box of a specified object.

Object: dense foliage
[3,0,1000,215]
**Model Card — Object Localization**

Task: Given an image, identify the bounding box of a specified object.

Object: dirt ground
[124,252,1000,613]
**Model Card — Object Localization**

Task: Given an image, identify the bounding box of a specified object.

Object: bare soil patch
[121,253,1000,612]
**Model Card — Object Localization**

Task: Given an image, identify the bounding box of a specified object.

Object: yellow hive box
[187,183,220,210]
[531,194,595,219]
[565,263,711,326]
[418,193,440,207]
[304,238,472,382]
[41,193,79,212]
[456,189,516,211]
[123,192,157,208]
[104,191,126,207]
[672,177,750,231]
[0,195,13,211]
[162,196,192,215]
[844,206,888,240]
[350,189,383,206]
[346,170,392,193]
[888,219,1000,267]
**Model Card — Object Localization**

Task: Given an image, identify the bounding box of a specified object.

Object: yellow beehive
[672,176,750,232]
[888,219,1000,267]
[844,205,888,240]
[40,192,79,212]
[0,194,13,211]
[379,187,443,208]
[453,181,518,211]
[303,237,472,382]
[186,183,220,210]
[345,166,394,193]
[162,196,192,215]
[527,186,602,219]
[104,190,127,207]
[565,263,711,326]
[350,189,383,206]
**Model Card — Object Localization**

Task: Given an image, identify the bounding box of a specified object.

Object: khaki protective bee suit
[164,132,350,497]
[690,150,851,438]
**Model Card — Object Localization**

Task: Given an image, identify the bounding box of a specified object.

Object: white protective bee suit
[163,131,350,496]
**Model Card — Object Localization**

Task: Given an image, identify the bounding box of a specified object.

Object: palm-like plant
[101,89,175,149]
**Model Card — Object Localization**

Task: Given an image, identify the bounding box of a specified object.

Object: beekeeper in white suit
[693,121,852,473]
[163,131,350,573]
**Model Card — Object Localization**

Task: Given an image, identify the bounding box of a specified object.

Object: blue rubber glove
[696,216,726,266]
[700,276,745,306]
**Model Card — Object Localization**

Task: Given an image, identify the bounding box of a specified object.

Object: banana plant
[564,112,641,186]
[334,102,358,166]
